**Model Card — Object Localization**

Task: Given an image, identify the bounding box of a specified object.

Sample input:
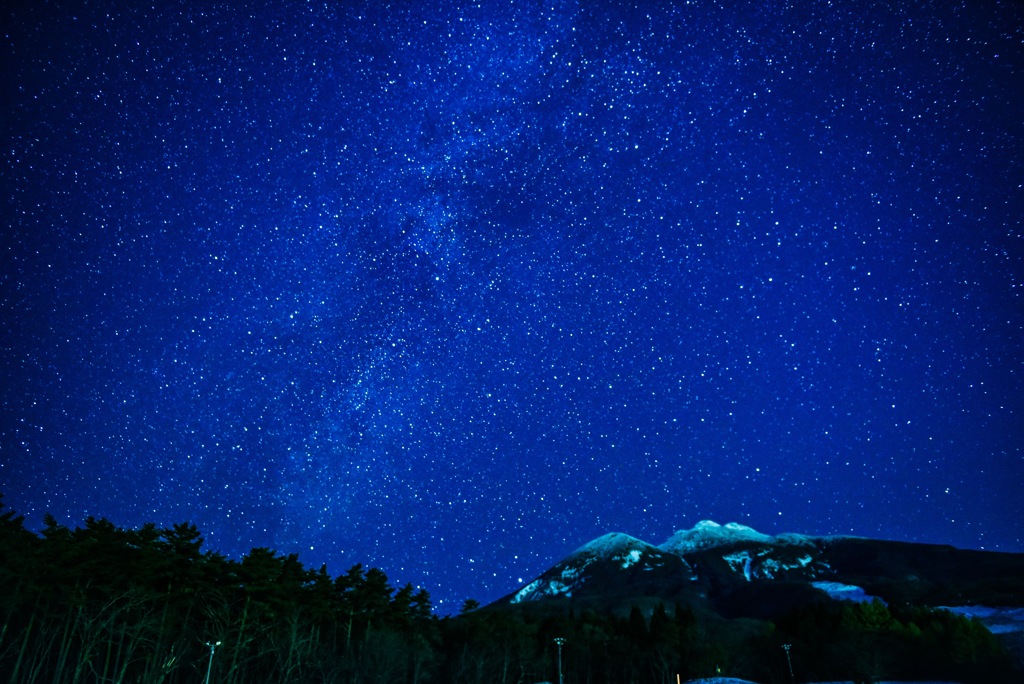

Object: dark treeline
[0,499,1018,683]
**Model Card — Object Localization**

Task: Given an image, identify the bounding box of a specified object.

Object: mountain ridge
[493,520,1024,618]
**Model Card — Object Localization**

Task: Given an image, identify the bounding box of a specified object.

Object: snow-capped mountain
[509,532,695,604]
[494,521,1024,621]
[659,520,779,553]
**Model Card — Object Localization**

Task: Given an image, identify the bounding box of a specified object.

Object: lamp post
[554,637,566,684]
[782,643,794,683]
[203,641,221,684]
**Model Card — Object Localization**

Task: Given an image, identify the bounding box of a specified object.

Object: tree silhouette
[0,497,1019,684]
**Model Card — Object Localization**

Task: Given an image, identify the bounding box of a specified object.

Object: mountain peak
[572,532,651,559]
[659,520,774,553]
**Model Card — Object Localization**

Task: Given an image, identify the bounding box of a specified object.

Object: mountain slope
[508,532,695,604]
[493,521,1024,617]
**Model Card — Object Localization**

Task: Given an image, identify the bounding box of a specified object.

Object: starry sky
[2,0,1022,612]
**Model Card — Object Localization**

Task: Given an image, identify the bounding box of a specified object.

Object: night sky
[3,0,1022,612]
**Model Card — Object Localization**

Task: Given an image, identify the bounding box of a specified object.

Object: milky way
[3,1,1022,611]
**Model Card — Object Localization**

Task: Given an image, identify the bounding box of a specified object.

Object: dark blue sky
[3,0,1022,612]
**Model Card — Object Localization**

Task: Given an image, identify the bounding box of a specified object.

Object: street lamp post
[203,641,221,684]
[554,637,566,684]
[782,643,794,683]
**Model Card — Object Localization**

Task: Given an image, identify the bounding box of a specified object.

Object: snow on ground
[811,580,883,603]
[938,605,1024,634]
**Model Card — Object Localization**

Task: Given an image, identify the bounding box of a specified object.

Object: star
[2,0,1022,612]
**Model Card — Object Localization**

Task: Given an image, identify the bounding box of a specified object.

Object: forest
[0,498,1018,684]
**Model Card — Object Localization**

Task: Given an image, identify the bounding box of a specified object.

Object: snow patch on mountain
[511,533,671,604]
[812,581,882,603]
[760,553,813,579]
[560,564,584,582]
[510,578,572,603]
[659,520,774,553]
[621,548,642,569]
[571,532,663,571]
[573,532,650,558]
[659,521,839,557]
[774,532,822,546]
[938,605,1024,634]
[723,551,754,581]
